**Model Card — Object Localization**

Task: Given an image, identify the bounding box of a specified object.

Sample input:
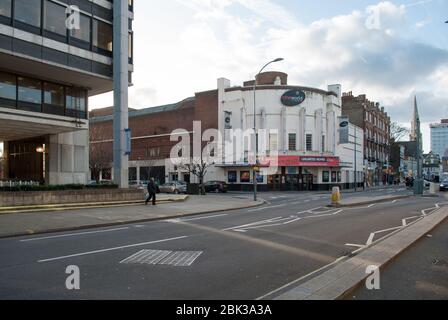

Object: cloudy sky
[90,0,448,153]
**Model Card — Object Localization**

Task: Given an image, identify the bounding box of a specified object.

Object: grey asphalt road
[0,187,444,300]
[348,213,448,300]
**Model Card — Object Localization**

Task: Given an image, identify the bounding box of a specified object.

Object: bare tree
[89,126,113,182]
[390,122,410,142]
[179,158,213,195]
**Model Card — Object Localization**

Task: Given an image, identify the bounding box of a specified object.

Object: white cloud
[89,0,448,153]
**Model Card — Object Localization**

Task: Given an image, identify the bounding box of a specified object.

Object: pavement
[1,186,445,300]
[0,194,264,238]
[0,194,188,214]
[347,194,448,300]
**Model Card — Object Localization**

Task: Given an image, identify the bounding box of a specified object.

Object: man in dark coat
[145,178,157,206]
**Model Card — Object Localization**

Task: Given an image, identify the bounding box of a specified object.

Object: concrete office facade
[430,119,448,159]
[0,0,134,185]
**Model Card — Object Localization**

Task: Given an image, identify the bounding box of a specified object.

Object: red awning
[261,156,340,167]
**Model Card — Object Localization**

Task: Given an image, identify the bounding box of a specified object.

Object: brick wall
[89,90,219,168]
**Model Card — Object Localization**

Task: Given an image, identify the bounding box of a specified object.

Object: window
[44,0,67,36]
[15,0,41,27]
[0,72,16,100]
[322,135,325,152]
[18,77,41,104]
[331,171,337,183]
[288,133,296,151]
[228,171,237,183]
[44,82,64,106]
[128,167,137,181]
[322,171,330,183]
[66,87,86,117]
[240,171,251,183]
[128,32,133,59]
[70,13,90,43]
[306,134,313,151]
[93,19,113,52]
[269,133,278,152]
[0,0,11,18]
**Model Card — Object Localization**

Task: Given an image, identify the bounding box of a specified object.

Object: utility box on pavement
[331,187,341,205]
[429,183,438,194]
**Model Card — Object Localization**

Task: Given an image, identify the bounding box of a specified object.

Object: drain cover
[120,250,203,267]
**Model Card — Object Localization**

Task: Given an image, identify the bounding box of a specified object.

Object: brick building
[342,92,391,186]
[89,89,218,184]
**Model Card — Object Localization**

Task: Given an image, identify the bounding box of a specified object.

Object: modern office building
[90,72,364,191]
[0,0,134,185]
[342,92,391,186]
[422,152,441,181]
[430,119,448,158]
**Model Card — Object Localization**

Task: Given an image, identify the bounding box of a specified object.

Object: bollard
[331,186,341,206]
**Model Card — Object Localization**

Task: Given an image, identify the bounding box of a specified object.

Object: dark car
[204,181,228,193]
[440,180,448,192]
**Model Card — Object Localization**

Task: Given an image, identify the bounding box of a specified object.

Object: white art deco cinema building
[165,71,364,191]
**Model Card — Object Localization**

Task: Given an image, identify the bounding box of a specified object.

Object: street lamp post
[253,58,284,201]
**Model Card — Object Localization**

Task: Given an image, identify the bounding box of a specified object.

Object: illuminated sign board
[281,90,306,107]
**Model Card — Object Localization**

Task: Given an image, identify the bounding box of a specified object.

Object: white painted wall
[48,130,89,185]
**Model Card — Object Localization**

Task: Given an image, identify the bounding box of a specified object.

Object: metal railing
[0,180,40,188]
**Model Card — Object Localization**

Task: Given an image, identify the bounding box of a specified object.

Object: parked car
[158,181,187,194]
[87,180,98,186]
[440,180,448,192]
[204,181,228,193]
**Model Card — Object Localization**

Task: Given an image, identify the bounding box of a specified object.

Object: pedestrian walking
[145,178,157,206]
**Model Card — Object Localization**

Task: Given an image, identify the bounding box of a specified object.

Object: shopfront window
[15,0,41,27]
[240,171,251,183]
[44,0,67,36]
[18,77,41,104]
[93,19,113,52]
[0,0,12,18]
[331,171,337,183]
[323,171,330,183]
[228,171,237,183]
[0,72,16,101]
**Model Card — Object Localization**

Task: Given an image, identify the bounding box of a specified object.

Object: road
[348,215,448,300]
[0,187,445,300]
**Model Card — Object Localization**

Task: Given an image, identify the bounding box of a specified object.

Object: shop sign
[281,90,306,107]
[262,156,340,167]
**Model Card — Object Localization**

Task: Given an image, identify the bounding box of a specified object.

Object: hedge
[0,184,119,192]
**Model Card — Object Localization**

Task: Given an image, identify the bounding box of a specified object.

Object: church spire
[410,96,419,141]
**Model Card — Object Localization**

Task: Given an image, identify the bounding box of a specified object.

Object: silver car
[158,181,187,194]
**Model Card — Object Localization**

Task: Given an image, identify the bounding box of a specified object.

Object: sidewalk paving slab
[0,195,264,239]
